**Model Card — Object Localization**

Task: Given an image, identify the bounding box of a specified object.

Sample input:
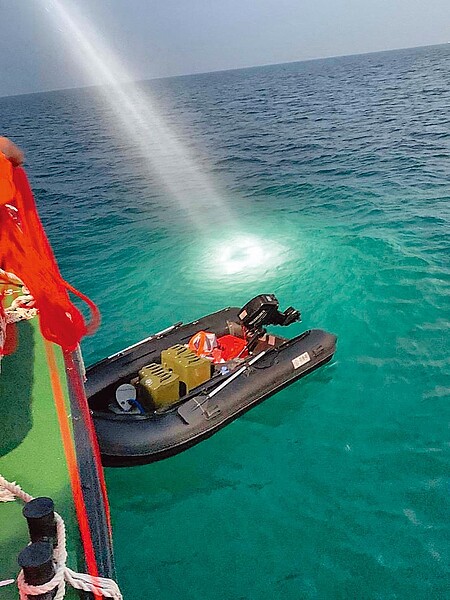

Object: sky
[0,0,449,97]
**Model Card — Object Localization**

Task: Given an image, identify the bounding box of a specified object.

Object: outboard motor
[238,294,301,351]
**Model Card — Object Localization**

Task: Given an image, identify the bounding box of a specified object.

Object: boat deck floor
[0,289,80,599]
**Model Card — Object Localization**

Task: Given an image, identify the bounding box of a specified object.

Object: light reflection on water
[197,235,288,279]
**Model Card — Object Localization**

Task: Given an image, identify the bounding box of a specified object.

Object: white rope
[1,286,37,376]
[0,475,122,600]
[0,477,33,503]
[0,278,37,375]
[0,269,23,286]
[5,295,38,324]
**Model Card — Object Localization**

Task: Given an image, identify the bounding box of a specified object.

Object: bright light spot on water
[196,234,288,283]
[219,238,265,275]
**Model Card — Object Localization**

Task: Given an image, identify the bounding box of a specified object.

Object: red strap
[3,323,18,355]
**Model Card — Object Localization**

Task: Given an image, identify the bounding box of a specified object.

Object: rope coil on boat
[5,294,39,324]
[0,269,38,324]
[0,475,122,600]
[0,269,23,287]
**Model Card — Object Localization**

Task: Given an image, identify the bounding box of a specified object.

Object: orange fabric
[217,334,248,361]
[0,152,15,205]
[0,166,99,350]
[188,331,218,357]
[189,331,248,363]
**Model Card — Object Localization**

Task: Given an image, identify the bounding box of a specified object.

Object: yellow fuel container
[161,345,211,393]
[138,363,179,410]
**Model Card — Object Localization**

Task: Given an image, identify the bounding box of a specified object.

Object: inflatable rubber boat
[87,295,337,467]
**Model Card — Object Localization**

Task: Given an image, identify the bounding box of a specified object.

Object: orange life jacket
[188,331,218,357]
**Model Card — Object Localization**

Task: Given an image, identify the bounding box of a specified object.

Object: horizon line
[0,41,447,100]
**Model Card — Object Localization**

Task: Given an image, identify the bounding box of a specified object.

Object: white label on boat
[268,335,276,345]
[239,309,247,319]
[292,352,311,369]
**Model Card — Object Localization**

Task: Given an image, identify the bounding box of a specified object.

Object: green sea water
[1,44,448,598]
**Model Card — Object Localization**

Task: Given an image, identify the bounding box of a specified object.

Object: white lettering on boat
[292,352,311,369]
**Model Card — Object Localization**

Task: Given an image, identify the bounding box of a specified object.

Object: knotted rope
[0,475,122,600]
[5,294,39,324]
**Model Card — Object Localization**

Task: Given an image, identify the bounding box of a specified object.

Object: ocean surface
[1,44,449,599]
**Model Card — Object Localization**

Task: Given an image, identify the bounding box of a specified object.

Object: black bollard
[23,497,57,547]
[17,541,57,600]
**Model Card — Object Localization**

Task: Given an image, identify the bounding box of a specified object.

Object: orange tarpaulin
[0,153,99,351]
[0,152,15,206]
